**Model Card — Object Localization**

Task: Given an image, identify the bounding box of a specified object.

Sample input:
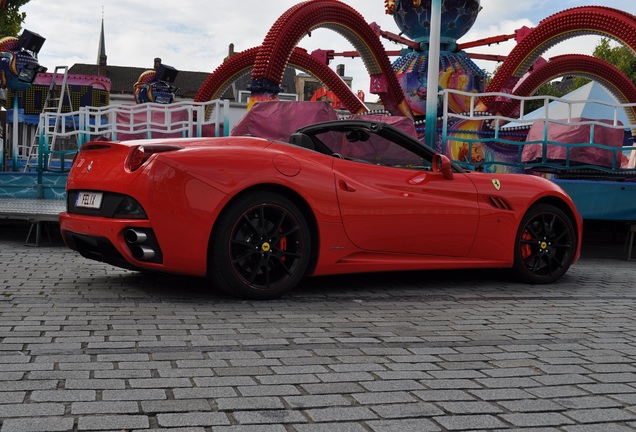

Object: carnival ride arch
[507,54,636,128]
[195,3,636,133]
[485,6,636,111]
[195,0,411,117]
[194,46,367,114]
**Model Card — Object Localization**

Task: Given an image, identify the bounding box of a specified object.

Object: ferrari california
[60,119,583,299]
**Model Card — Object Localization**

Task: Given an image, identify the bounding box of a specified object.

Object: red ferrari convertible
[60,119,583,299]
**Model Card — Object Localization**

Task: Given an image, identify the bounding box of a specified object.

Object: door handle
[338,180,357,192]
[408,173,428,185]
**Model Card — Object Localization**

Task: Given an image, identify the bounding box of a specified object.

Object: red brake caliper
[521,231,532,259]
[279,230,287,262]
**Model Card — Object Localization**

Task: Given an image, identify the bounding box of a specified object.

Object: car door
[333,158,480,257]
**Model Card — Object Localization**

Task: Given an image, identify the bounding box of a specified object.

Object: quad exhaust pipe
[124,228,157,261]
[124,228,148,244]
[130,245,156,260]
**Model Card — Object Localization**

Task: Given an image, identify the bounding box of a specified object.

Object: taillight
[125,144,183,172]
[126,145,146,172]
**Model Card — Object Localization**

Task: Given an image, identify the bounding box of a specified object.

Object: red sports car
[60,119,583,299]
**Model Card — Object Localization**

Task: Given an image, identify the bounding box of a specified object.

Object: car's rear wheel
[512,204,577,284]
[209,191,311,299]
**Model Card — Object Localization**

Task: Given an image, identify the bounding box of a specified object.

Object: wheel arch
[207,183,321,276]
[529,195,581,245]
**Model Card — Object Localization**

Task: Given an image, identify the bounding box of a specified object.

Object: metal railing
[440,89,636,176]
[5,99,230,173]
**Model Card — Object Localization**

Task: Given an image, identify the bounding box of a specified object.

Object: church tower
[97,11,107,77]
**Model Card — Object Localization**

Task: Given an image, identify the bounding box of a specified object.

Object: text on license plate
[76,191,103,209]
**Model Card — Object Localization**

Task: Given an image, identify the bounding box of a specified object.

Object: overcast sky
[18,0,636,100]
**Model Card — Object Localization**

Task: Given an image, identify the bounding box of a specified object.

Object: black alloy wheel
[210,191,311,299]
[513,204,577,284]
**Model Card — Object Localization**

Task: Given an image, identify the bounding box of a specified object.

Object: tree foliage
[516,37,636,113]
[593,38,636,84]
[0,0,31,38]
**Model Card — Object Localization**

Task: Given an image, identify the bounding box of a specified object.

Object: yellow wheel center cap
[261,242,271,252]
[540,241,548,249]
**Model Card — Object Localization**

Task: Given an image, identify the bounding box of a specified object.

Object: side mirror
[432,154,454,180]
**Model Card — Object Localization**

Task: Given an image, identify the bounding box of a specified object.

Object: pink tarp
[348,114,419,138]
[521,118,623,168]
[231,101,339,141]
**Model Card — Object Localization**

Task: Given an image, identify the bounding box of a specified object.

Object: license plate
[76,191,103,209]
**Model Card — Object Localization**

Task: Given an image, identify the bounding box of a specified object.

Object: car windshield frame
[295,120,464,172]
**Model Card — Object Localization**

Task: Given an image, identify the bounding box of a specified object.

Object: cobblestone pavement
[1,221,636,431]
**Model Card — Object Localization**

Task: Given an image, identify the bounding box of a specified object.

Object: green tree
[0,0,31,37]
[593,38,636,84]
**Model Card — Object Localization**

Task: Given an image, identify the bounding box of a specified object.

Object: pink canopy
[522,118,623,168]
[231,101,339,141]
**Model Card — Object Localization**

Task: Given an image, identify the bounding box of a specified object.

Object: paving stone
[217,396,285,411]
[0,403,65,417]
[0,392,25,404]
[553,396,623,409]
[0,417,74,432]
[213,426,288,432]
[351,391,415,405]
[76,414,150,430]
[172,386,237,399]
[70,401,139,414]
[1,363,53,372]
[500,412,575,427]
[419,379,482,390]
[93,369,151,379]
[532,374,595,386]
[194,376,257,387]
[238,384,301,397]
[2,233,636,430]
[141,399,212,413]
[128,377,193,388]
[370,402,444,418]
[499,399,565,412]
[433,414,509,430]
[526,386,590,398]
[102,389,167,401]
[0,380,57,392]
[30,390,96,402]
[64,379,125,390]
[562,424,635,432]
[305,406,378,422]
[436,401,503,415]
[300,382,367,395]
[578,383,636,394]
[366,418,442,432]
[0,372,23,381]
[155,412,229,427]
[564,408,636,423]
[232,409,308,424]
[256,373,321,385]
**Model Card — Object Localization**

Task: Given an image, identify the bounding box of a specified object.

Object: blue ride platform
[554,179,636,221]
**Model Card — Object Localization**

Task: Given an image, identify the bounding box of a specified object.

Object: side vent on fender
[486,196,513,211]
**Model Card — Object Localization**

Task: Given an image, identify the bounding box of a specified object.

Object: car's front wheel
[209,191,311,299]
[512,203,577,284]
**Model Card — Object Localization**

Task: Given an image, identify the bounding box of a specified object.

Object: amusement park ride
[2,0,636,220]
